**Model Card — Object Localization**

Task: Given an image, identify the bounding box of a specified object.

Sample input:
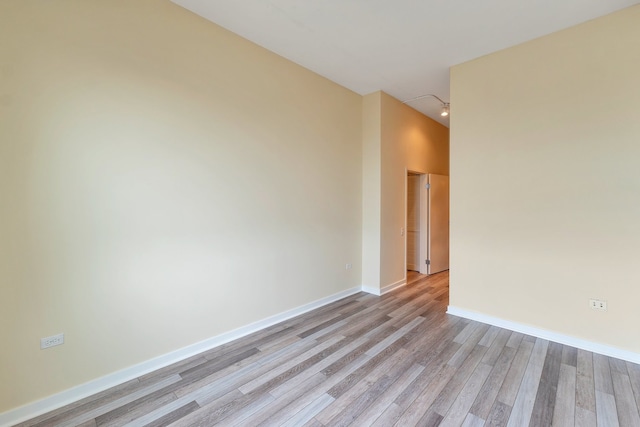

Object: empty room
[2,1,640,426]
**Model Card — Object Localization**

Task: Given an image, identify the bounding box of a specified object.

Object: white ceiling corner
[171,0,638,127]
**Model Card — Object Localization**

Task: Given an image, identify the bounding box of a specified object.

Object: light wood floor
[17,271,640,426]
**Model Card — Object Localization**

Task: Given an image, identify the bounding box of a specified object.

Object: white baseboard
[0,286,362,427]
[361,278,406,296]
[361,285,381,296]
[447,306,640,364]
[381,278,407,295]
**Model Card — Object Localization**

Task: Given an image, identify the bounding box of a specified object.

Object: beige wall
[380,93,449,288]
[450,5,640,353]
[361,93,382,289]
[362,92,449,291]
[0,0,363,412]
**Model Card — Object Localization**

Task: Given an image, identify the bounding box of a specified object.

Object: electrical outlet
[41,333,64,349]
[589,299,607,311]
[345,263,352,270]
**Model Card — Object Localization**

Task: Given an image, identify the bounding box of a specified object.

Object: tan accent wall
[450,5,640,353]
[361,92,449,291]
[0,0,362,411]
[380,93,449,288]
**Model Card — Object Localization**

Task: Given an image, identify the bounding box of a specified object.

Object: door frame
[405,169,430,275]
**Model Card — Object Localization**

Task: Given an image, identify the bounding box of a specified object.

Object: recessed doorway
[406,171,450,275]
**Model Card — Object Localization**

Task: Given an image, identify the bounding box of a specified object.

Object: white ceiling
[171,0,638,126]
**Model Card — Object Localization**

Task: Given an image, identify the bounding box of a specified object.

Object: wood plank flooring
[16,271,640,426]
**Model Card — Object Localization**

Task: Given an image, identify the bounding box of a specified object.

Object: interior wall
[361,93,382,290]
[450,5,640,354]
[0,0,363,412]
[379,93,449,289]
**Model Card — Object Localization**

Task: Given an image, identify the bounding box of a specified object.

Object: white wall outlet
[345,263,352,270]
[41,333,64,349]
[589,299,607,311]
[400,227,405,236]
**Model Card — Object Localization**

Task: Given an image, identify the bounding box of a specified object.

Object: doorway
[405,172,449,275]
[406,173,421,272]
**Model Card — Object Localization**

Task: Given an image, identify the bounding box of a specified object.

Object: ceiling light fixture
[402,94,450,118]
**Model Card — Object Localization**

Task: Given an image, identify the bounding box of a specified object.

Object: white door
[428,174,449,274]
[406,174,420,271]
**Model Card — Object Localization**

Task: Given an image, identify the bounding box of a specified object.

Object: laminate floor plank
[595,390,620,427]
[394,363,458,425]
[266,344,387,426]
[575,406,597,427]
[417,410,445,427]
[439,362,493,427]
[199,324,294,361]
[137,357,209,384]
[393,341,462,410]
[225,373,327,426]
[454,321,482,345]
[430,344,489,416]
[203,392,274,427]
[47,375,182,427]
[16,271,640,427]
[362,317,423,357]
[172,336,319,399]
[319,336,380,378]
[551,363,576,427]
[15,380,144,427]
[256,333,301,353]
[119,393,198,427]
[301,419,324,427]
[497,340,535,407]
[486,400,513,427]
[325,334,413,400]
[315,348,410,425]
[626,361,640,416]
[610,357,629,375]
[94,391,177,427]
[414,320,468,368]
[387,289,434,318]
[339,312,390,338]
[529,341,562,427]
[469,346,517,420]
[252,374,331,426]
[610,370,640,427]
[577,349,597,413]
[561,345,578,368]
[280,394,334,427]
[462,413,486,427]
[269,335,371,399]
[506,339,548,427]
[370,402,404,427]
[324,374,394,427]
[594,353,616,394]
[505,331,525,349]
[388,298,439,328]
[142,401,200,427]
[399,315,454,359]
[478,325,501,348]
[238,336,343,394]
[447,324,490,368]
[349,363,424,427]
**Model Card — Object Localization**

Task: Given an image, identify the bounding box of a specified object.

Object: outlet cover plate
[41,333,64,349]
[589,299,607,311]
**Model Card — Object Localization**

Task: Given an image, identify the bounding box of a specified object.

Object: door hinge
[425,259,430,265]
